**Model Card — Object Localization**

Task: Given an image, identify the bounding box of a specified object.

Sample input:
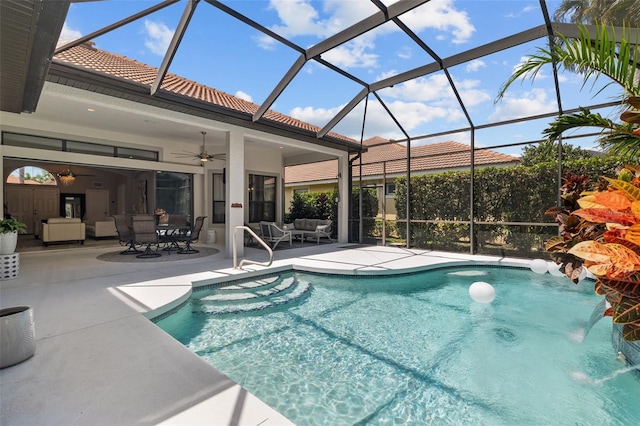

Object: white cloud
[397,46,412,60]
[260,0,475,69]
[322,37,378,68]
[505,4,537,18]
[381,74,491,108]
[144,20,174,56]
[488,88,557,122]
[57,22,82,47]
[290,97,465,140]
[465,59,486,72]
[235,91,253,102]
[401,0,475,44]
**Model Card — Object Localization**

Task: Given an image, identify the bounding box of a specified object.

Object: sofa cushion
[47,217,81,224]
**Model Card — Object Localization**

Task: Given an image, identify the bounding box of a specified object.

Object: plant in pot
[0,217,27,255]
[496,23,640,343]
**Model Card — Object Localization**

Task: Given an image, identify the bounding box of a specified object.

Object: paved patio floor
[0,241,529,425]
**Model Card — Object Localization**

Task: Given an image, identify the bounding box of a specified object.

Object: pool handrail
[233,225,273,270]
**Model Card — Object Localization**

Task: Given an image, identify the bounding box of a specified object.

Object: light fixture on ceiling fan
[173,131,225,163]
[57,168,76,186]
[56,166,96,186]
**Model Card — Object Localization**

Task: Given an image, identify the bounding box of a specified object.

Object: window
[385,183,396,196]
[248,174,276,222]
[294,188,309,194]
[156,172,192,219]
[212,172,225,223]
[2,132,158,161]
[6,166,56,185]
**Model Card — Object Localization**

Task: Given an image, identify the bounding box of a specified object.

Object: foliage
[554,0,640,27]
[23,172,54,184]
[520,140,593,166]
[393,157,624,255]
[350,187,379,241]
[288,192,317,220]
[496,24,640,160]
[545,166,640,341]
[0,218,27,234]
[286,188,379,242]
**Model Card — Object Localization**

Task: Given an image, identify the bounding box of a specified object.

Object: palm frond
[495,23,640,102]
[542,107,618,141]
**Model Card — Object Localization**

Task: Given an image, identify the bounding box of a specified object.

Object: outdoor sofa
[285,218,332,244]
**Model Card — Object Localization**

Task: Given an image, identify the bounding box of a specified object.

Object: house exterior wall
[1,83,353,250]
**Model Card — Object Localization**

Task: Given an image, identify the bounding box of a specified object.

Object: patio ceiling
[2,1,638,159]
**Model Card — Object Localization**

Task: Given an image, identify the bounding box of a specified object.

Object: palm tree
[496,23,640,159]
[554,0,640,27]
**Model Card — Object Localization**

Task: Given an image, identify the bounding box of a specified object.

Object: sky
[57,0,624,156]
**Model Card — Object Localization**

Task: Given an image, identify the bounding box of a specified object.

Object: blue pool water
[156,267,640,425]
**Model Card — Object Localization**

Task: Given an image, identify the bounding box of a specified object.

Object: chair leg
[120,241,141,255]
[178,240,199,254]
[136,244,161,258]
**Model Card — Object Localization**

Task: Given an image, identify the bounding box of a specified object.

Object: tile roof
[52,42,355,143]
[285,138,520,184]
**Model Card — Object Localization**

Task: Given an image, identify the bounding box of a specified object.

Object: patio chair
[167,214,189,227]
[178,216,206,254]
[131,216,161,258]
[112,214,140,255]
[259,221,292,250]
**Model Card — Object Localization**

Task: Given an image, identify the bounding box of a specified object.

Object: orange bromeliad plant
[546,166,640,341]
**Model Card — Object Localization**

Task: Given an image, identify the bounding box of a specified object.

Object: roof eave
[46,61,364,154]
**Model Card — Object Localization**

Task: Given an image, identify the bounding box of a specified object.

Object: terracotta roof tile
[53,42,354,143]
[286,138,519,183]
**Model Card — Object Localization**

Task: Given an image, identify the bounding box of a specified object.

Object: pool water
[156,267,640,425]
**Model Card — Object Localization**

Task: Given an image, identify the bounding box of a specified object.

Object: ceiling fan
[55,166,95,185]
[173,131,225,163]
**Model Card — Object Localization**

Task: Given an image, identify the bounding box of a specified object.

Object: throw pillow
[315,224,329,232]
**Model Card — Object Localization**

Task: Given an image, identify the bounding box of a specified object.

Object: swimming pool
[156,266,640,425]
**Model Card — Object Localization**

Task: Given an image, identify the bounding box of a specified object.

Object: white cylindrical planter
[206,229,216,244]
[1,306,35,368]
[0,231,18,255]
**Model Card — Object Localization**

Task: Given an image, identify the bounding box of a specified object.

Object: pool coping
[141,247,540,322]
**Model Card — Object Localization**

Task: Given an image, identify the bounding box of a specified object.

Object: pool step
[194,276,311,315]
[200,277,297,302]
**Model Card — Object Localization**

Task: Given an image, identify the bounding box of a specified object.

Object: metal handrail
[233,226,273,270]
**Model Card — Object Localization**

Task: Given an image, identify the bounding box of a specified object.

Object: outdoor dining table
[156,224,189,253]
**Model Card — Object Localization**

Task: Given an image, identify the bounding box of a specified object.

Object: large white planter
[0,231,18,255]
[0,306,35,368]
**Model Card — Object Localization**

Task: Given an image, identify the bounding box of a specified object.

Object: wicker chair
[177,216,206,254]
[131,216,161,258]
[112,214,140,255]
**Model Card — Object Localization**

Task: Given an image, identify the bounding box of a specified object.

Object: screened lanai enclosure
[2,0,638,258]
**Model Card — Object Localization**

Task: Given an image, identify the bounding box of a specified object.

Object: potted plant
[0,217,27,255]
[496,23,640,364]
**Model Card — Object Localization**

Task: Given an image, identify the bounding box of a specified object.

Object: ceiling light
[57,168,76,186]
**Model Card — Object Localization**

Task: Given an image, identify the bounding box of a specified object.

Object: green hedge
[393,157,624,255]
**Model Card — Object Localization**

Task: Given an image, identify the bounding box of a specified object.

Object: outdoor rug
[96,246,219,263]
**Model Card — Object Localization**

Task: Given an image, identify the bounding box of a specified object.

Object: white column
[337,154,349,243]
[225,130,245,258]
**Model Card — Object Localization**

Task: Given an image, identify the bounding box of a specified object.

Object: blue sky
[58,0,623,156]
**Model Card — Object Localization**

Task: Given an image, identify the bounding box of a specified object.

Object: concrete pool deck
[0,242,532,425]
